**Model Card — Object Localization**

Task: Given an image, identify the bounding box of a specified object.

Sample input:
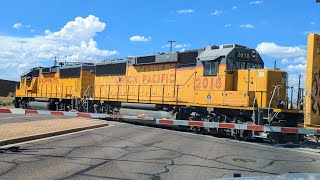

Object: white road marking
[0,116,32,120]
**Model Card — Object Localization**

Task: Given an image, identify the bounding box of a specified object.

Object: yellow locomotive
[93,44,297,122]
[15,63,95,111]
[14,34,320,141]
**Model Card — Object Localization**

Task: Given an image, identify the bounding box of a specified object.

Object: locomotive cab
[196,44,292,121]
[16,67,41,95]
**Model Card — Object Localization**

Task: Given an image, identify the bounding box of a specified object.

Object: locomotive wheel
[284,134,302,144]
[21,100,29,109]
[14,98,20,108]
[233,119,252,141]
[268,121,285,144]
[209,128,219,136]
[192,126,205,134]
[268,121,302,144]
[234,129,252,141]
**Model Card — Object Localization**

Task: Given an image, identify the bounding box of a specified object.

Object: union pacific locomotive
[14,34,320,142]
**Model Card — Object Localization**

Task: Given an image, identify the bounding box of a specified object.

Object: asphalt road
[0,120,319,180]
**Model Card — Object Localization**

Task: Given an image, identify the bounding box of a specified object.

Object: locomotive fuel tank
[119,108,174,120]
[121,103,159,110]
[28,101,51,110]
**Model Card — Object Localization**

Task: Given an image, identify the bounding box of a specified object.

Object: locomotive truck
[14,34,320,143]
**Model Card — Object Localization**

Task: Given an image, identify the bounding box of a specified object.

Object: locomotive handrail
[182,71,197,86]
[268,85,282,124]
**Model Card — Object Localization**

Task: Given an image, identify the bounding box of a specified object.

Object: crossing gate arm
[156,119,320,135]
[0,108,154,121]
[1,108,319,135]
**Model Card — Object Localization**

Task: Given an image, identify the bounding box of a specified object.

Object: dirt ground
[0,118,107,140]
[0,96,14,107]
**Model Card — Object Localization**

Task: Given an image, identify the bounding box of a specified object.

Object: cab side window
[26,75,32,82]
[204,60,220,76]
[235,61,247,69]
[21,76,25,83]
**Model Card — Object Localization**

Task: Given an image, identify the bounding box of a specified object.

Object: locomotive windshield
[198,44,264,73]
[233,49,264,69]
[204,59,220,75]
[235,61,263,69]
[20,68,40,82]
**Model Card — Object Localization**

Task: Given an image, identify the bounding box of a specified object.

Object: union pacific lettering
[142,74,175,84]
[116,74,176,84]
[39,77,59,83]
[118,76,138,84]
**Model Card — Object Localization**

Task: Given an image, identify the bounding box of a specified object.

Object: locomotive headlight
[252,50,256,58]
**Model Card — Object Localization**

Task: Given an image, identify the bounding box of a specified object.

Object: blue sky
[0,0,319,86]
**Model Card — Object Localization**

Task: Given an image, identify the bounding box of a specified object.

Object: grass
[0,96,14,107]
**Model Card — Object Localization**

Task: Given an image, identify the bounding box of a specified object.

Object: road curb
[0,123,108,147]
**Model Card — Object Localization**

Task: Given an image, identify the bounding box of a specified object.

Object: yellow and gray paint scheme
[14,34,320,134]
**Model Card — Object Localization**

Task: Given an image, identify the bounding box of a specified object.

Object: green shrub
[4,101,13,107]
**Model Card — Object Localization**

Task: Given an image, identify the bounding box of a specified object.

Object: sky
[0,0,319,89]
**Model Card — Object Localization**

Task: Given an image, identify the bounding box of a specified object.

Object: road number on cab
[237,52,250,59]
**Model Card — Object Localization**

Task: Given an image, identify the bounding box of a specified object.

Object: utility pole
[297,74,302,109]
[274,59,277,70]
[54,57,57,66]
[290,86,293,109]
[167,40,176,52]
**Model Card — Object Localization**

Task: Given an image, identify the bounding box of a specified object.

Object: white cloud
[44,29,52,35]
[129,35,151,42]
[293,56,306,63]
[12,23,23,29]
[281,58,288,64]
[256,42,307,88]
[287,73,305,89]
[176,9,194,14]
[12,23,31,29]
[240,24,255,28]
[225,24,232,28]
[0,15,118,81]
[211,10,222,16]
[161,44,170,49]
[249,1,263,5]
[174,43,190,48]
[161,43,190,50]
[287,64,306,71]
[256,42,306,58]
[232,6,237,10]
[45,15,106,42]
[286,63,306,88]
